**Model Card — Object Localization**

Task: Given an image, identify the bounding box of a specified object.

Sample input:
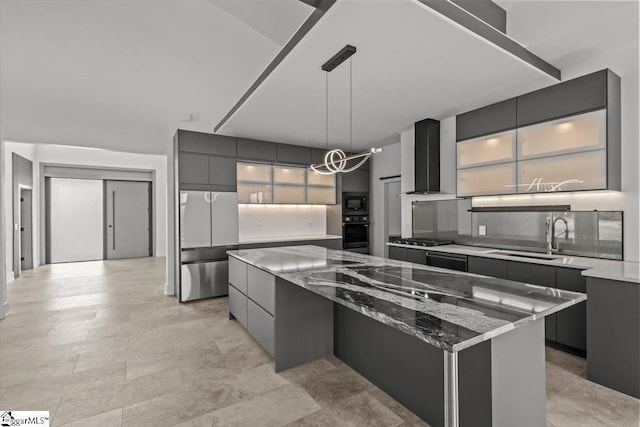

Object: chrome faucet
[545,216,570,255]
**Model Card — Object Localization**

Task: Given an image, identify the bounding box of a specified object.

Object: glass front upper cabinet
[457,130,516,169]
[457,163,517,197]
[517,109,606,160]
[274,166,305,185]
[517,150,607,193]
[237,163,272,183]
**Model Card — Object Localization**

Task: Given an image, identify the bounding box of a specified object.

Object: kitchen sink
[486,250,561,261]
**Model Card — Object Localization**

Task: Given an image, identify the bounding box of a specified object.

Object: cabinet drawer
[247,265,275,315]
[506,261,555,287]
[556,268,586,351]
[229,285,248,328]
[229,257,247,294]
[407,248,427,265]
[248,299,275,356]
[467,256,507,279]
[388,246,408,262]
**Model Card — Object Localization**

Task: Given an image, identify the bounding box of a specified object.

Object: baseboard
[0,300,10,320]
[164,281,175,296]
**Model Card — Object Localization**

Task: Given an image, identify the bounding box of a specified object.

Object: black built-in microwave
[342,192,368,215]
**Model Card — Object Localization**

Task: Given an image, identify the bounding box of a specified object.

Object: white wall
[370,143,401,257]
[0,141,7,318]
[2,142,168,281]
[238,205,327,240]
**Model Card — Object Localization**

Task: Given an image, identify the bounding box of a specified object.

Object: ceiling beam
[214,0,336,134]
[417,0,561,80]
[298,0,323,8]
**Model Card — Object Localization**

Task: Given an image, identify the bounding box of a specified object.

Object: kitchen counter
[387,242,640,284]
[239,234,342,245]
[227,245,585,353]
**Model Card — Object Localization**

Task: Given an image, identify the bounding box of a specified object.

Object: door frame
[103,180,153,260]
[19,188,33,271]
[41,164,156,264]
[383,179,402,258]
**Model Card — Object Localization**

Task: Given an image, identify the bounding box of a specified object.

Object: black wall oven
[343,216,369,249]
[342,192,368,216]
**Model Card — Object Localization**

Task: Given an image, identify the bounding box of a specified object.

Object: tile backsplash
[413,199,622,260]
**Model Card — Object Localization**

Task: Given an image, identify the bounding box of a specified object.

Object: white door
[105,180,151,259]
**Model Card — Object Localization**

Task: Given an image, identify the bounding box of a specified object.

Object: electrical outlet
[479,225,487,236]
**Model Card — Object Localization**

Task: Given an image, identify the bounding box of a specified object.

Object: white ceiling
[218,0,562,150]
[1,0,637,155]
[0,0,310,154]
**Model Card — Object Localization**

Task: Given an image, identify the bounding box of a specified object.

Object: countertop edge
[386,242,640,284]
[239,235,342,245]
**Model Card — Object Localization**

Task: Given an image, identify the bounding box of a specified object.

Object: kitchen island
[226,245,586,427]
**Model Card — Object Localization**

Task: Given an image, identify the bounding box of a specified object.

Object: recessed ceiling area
[217,0,561,150]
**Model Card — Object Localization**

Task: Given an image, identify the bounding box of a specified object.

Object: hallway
[0,258,637,426]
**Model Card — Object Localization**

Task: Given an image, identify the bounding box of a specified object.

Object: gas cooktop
[391,238,453,247]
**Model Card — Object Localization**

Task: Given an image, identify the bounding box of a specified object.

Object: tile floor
[0,258,638,426]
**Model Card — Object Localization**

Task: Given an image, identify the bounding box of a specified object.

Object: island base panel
[275,278,333,372]
[587,277,640,398]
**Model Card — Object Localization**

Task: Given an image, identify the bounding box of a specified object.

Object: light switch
[479,225,487,236]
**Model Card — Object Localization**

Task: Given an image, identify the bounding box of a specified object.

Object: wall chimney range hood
[409,118,440,194]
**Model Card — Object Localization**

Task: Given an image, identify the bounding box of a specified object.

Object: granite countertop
[239,234,342,244]
[227,245,586,353]
[386,242,640,284]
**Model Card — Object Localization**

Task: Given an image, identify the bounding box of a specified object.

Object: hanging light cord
[349,56,353,154]
[325,72,329,150]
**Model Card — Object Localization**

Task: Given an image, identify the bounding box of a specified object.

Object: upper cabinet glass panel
[274,166,305,185]
[517,150,607,193]
[237,162,272,183]
[517,109,606,160]
[307,170,336,187]
[457,130,516,169]
[457,163,516,197]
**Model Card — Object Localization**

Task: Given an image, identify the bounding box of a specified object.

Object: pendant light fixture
[310,45,382,175]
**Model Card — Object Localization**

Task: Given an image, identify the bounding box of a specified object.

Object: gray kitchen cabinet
[388,246,408,262]
[209,155,236,190]
[177,130,237,157]
[342,169,369,193]
[179,152,209,185]
[237,138,277,162]
[277,144,311,165]
[456,98,517,141]
[247,265,275,315]
[407,248,427,265]
[228,285,248,328]
[229,257,247,294]
[516,70,608,127]
[555,267,586,351]
[467,256,507,279]
[506,261,557,341]
[247,299,275,356]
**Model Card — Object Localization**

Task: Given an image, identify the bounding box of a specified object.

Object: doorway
[383,180,402,257]
[45,177,152,263]
[105,180,151,260]
[19,188,33,271]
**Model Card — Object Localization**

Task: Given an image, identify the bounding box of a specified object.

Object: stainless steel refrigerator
[179,191,238,302]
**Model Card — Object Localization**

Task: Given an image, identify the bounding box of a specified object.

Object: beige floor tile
[235,363,290,397]
[547,376,640,427]
[55,408,123,427]
[287,391,404,427]
[55,368,184,425]
[189,384,321,427]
